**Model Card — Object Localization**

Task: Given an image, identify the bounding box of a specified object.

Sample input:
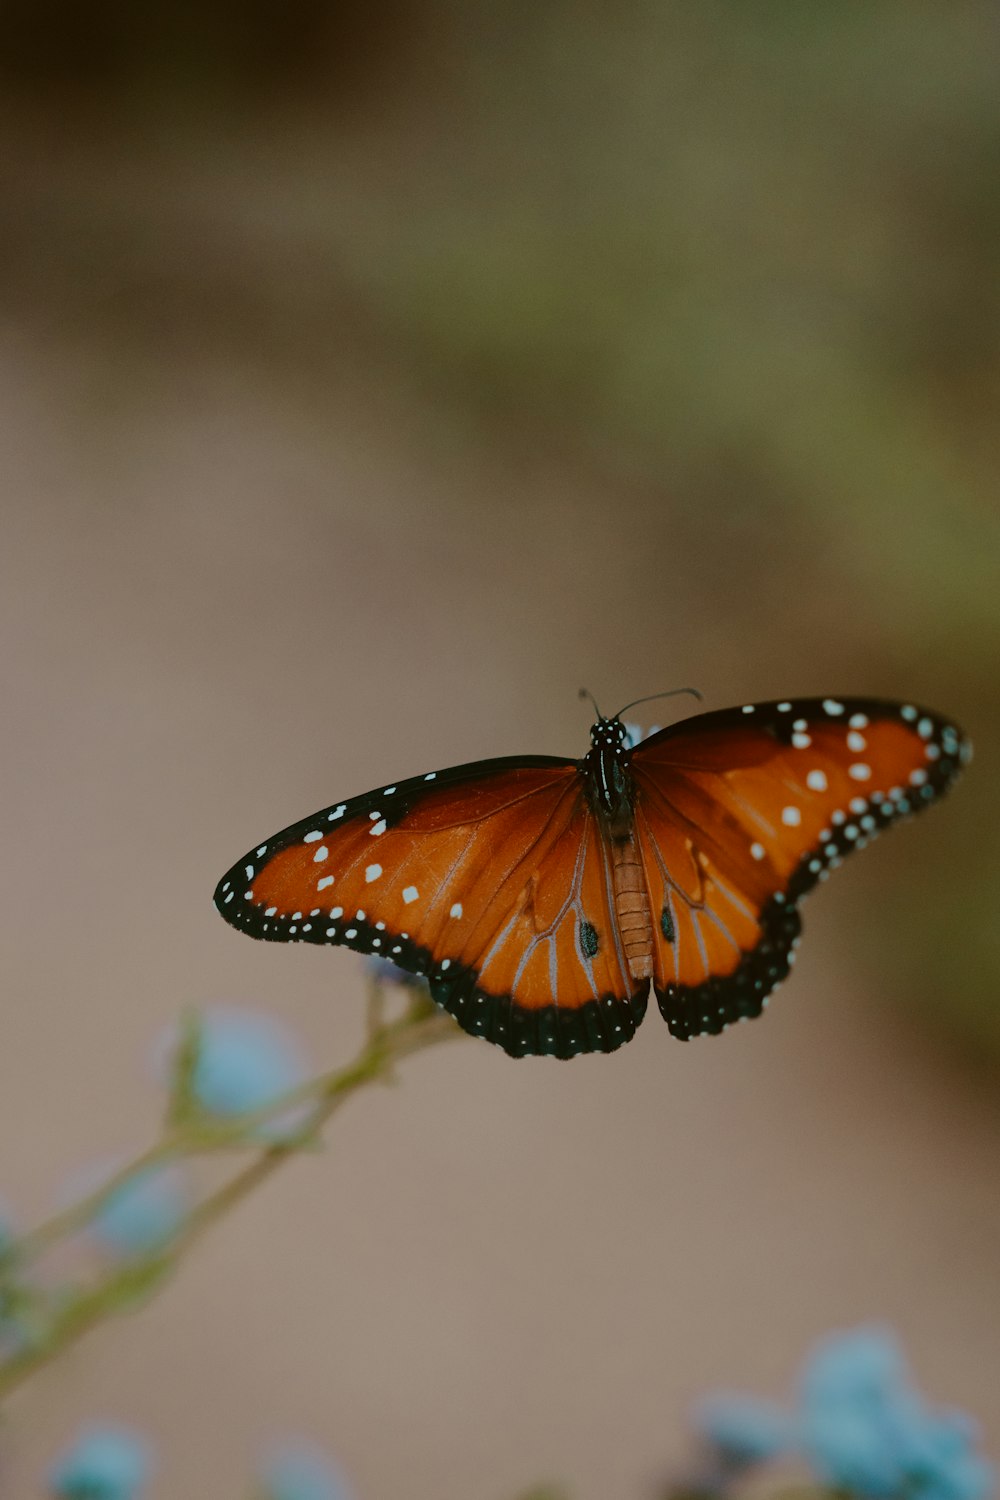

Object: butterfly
[213,693,970,1059]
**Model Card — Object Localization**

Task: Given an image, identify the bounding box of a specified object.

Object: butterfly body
[580,716,658,981]
[214,696,970,1059]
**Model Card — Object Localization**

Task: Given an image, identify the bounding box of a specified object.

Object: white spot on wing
[806,769,827,791]
[328,805,347,820]
[304,831,323,843]
[823,699,845,716]
[312,846,329,862]
[781,806,801,826]
[450,902,463,919]
[365,864,383,882]
[751,842,766,861]
[402,885,419,904]
[849,763,872,780]
[370,819,387,837]
[317,875,334,890]
[847,730,867,752]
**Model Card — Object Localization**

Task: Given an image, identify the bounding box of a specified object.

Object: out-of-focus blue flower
[191,1008,308,1114]
[47,1422,152,1500]
[163,1006,311,1140]
[622,721,662,749]
[801,1324,909,1407]
[688,1327,994,1500]
[90,1165,190,1258]
[797,1326,995,1500]
[258,1440,355,1500]
[364,956,428,991]
[693,1392,796,1467]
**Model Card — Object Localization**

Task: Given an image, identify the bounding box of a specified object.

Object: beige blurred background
[1,5,999,1497]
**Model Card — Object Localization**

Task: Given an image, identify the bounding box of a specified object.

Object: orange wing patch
[440,797,648,1057]
[215,760,648,1058]
[629,697,969,1037]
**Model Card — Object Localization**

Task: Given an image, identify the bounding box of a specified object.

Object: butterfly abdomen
[611,836,654,981]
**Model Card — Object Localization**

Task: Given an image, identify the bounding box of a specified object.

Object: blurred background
[1,3,998,1496]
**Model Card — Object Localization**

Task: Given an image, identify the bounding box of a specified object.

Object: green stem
[0,992,461,1402]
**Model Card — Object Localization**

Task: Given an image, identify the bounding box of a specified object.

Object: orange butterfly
[214,694,970,1059]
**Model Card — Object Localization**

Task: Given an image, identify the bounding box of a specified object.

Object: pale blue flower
[90,1165,189,1258]
[689,1326,994,1500]
[176,1006,311,1139]
[364,957,428,991]
[192,1008,307,1114]
[622,721,662,749]
[47,1422,151,1499]
[258,1441,355,1500]
[694,1392,795,1466]
[798,1326,995,1500]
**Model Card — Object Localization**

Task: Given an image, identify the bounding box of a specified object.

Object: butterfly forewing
[629,696,970,1038]
[214,755,646,1058]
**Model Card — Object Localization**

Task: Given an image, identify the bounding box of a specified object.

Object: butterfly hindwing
[629,696,970,1038]
[429,795,648,1057]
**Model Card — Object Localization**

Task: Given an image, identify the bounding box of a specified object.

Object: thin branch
[0,990,461,1401]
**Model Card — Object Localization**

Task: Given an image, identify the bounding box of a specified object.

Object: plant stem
[0,992,461,1402]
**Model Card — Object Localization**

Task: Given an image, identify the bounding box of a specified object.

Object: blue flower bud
[693,1392,795,1466]
[364,957,428,991]
[90,1165,189,1258]
[165,1006,311,1141]
[258,1441,355,1500]
[47,1422,152,1500]
[797,1327,995,1500]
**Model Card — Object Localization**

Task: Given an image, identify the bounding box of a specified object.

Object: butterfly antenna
[578,687,603,719]
[614,687,703,718]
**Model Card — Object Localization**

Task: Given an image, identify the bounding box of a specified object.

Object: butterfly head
[583,716,633,832]
[589,716,629,752]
